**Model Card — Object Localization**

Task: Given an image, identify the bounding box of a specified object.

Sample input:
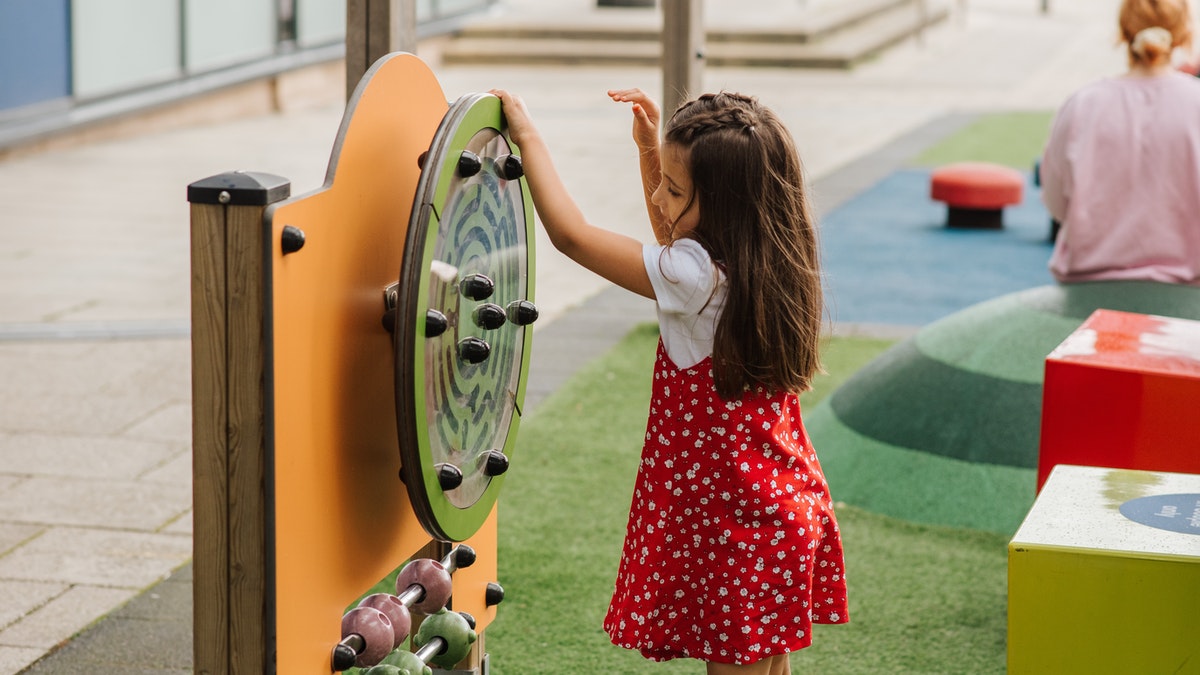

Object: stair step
[455,0,916,44]
[441,0,950,69]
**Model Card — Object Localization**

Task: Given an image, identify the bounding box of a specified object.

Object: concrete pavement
[0,0,1126,672]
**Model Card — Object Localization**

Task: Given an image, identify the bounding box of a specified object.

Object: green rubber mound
[811,281,1200,534]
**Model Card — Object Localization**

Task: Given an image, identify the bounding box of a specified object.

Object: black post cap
[187,171,291,205]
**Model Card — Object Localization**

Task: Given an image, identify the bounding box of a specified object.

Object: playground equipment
[187,52,533,674]
[1008,464,1200,673]
[806,281,1200,534]
[1038,309,1200,491]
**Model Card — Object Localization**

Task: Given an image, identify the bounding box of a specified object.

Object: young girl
[490,87,849,674]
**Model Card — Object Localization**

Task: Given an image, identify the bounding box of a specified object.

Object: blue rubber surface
[819,168,1055,326]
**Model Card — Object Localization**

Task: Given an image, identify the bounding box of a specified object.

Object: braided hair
[664,92,823,399]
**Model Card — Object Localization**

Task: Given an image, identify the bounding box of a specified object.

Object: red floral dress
[603,341,849,665]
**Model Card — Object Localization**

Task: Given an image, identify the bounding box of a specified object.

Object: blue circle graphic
[1119,493,1200,536]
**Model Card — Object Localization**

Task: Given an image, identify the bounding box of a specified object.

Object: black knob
[331,642,358,671]
[485,582,505,607]
[506,300,539,326]
[381,308,397,334]
[458,151,482,177]
[483,450,509,477]
[459,612,477,630]
[457,337,491,364]
[495,154,523,180]
[460,274,495,301]
[417,150,428,169]
[473,303,507,330]
[281,225,306,254]
[425,309,448,338]
[453,544,477,569]
[436,463,463,491]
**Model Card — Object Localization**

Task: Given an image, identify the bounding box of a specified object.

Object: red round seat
[930,162,1025,228]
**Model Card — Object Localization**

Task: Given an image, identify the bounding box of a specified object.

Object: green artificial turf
[913,111,1055,170]
[486,324,1009,674]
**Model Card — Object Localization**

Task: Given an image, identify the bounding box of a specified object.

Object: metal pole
[662,0,705,116]
[346,0,418,100]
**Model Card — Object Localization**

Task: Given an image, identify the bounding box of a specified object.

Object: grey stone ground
[0,0,1126,672]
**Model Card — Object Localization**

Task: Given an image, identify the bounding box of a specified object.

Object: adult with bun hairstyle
[1040,0,1200,285]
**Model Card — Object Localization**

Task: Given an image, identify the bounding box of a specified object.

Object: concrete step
[441,0,951,69]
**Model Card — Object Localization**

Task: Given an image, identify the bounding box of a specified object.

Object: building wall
[0,0,490,148]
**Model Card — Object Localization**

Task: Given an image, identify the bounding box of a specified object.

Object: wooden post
[662,0,705,116]
[188,171,290,675]
[346,0,418,100]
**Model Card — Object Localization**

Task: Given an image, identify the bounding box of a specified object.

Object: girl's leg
[706,655,790,675]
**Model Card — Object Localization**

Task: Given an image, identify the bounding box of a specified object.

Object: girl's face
[652,144,700,239]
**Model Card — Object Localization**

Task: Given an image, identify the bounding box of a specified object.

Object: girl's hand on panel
[489,89,536,147]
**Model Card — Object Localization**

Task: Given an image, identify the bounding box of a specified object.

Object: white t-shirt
[642,238,727,368]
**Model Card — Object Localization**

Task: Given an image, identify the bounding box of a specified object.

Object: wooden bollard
[187,171,290,675]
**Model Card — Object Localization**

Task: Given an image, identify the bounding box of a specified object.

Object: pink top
[1041,71,1200,286]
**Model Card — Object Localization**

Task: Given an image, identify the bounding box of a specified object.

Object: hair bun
[1132,26,1173,58]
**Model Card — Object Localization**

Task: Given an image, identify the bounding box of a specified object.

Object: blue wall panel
[0,0,71,112]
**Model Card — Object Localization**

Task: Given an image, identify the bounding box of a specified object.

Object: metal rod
[414,636,446,662]
[397,583,424,607]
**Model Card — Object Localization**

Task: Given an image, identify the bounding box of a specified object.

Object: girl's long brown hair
[664,92,823,399]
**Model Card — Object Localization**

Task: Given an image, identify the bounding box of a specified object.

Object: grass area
[913,111,1055,170]
[485,324,1009,674]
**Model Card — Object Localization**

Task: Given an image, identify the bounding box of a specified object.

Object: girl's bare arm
[492,89,655,299]
[608,88,670,244]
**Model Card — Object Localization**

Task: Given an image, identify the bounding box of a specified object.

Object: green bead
[378,649,432,675]
[413,608,478,669]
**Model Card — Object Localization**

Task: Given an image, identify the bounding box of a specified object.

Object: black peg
[425,309,448,338]
[494,154,524,180]
[417,150,428,169]
[459,274,495,301]
[281,225,306,254]
[452,544,477,570]
[483,450,509,477]
[457,337,491,364]
[506,300,539,326]
[473,303,507,330]
[381,308,397,334]
[458,151,482,177]
[437,463,463,491]
[331,638,361,671]
[485,582,505,607]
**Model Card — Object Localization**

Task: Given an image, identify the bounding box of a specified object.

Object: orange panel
[264,53,459,673]
[454,505,500,628]
[1038,309,1200,491]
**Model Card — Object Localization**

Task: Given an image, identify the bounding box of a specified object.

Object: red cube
[1037,309,1200,491]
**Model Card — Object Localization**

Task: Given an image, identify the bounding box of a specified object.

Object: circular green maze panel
[395,93,536,542]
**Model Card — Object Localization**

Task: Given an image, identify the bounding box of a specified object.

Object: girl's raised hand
[489,89,536,147]
[608,88,661,153]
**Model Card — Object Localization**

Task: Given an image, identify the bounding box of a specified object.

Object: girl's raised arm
[608,88,670,244]
[490,89,655,300]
